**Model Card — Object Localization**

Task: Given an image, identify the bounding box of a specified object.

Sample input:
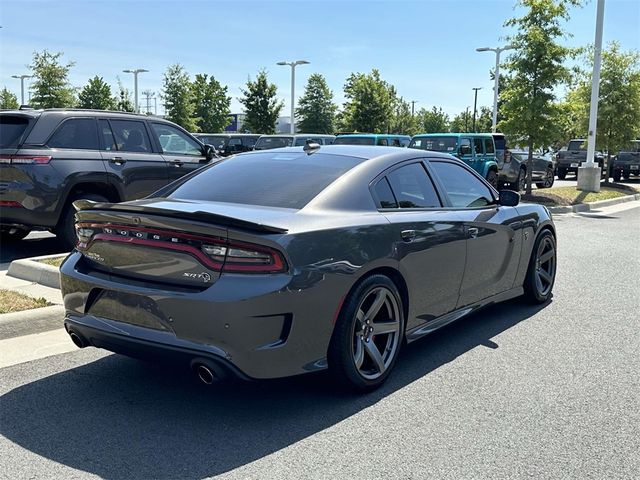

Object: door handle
[110,157,126,165]
[171,159,184,167]
[401,230,416,242]
[467,227,479,239]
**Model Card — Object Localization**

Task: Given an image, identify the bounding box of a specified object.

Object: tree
[295,73,337,134]
[191,74,232,133]
[239,70,283,134]
[499,0,580,194]
[389,97,418,135]
[78,76,115,110]
[449,109,473,133]
[475,106,493,132]
[162,64,197,131]
[416,106,450,133]
[571,42,640,181]
[0,87,19,109]
[29,50,76,108]
[340,69,396,133]
[114,79,135,112]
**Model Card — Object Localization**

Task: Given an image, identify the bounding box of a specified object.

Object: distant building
[224,114,292,134]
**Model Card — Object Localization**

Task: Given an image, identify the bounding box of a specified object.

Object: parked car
[193,133,260,157]
[0,108,216,248]
[61,144,556,391]
[610,140,640,181]
[409,133,499,187]
[508,150,556,190]
[555,139,604,179]
[253,134,335,150]
[333,134,410,147]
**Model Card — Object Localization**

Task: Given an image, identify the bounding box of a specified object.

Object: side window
[98,119,117,151]
[391,138,401,147]
[48,118,98,150]
[228,138,243,152]
[109,120,152,153]
[386,163,441,208]
[430,161,494,208]
[484,138,495,154]
[242,137,256,147]
[151,123,202,156]
[473,138,484,156]
[373,177,398,208]
[377,138,388,146]
[459,138,472,156]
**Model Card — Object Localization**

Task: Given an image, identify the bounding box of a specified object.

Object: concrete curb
[7,253,67,289]
[0,305,65,340]
[547,193,640,214]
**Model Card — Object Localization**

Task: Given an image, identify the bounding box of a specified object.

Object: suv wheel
[57,194,109,250]
[0,227,31,242]
[515,168,526,192]
[557,168,567,180]
[486,170,498,189]
[536,167,555,189]
[612,170,622,182]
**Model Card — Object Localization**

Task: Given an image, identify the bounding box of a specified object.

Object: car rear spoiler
[73,200,289,234]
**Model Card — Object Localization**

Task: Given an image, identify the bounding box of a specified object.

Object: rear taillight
[0,201,24,208]
[76,223,286,274]
[0,155,52,165]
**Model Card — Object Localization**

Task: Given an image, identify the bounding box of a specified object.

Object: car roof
[413,132,493,138]
[336,133,410,139]
[195,133,260,137]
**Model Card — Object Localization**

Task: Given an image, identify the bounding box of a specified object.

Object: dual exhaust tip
[67,330,222,386]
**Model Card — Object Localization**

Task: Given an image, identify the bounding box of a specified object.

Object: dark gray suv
[0,108,215,248]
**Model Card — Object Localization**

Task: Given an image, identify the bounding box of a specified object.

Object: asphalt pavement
[0,203,638,479]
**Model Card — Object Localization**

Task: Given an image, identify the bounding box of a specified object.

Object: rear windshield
[254,136,293,150]
[0,115,31,149]
[167,152,363,209]
[568,140,587,151]
[199,135,228,150]
[409,136,457,152]
[333,136,375,146]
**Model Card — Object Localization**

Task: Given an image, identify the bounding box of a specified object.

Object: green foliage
[114,79,135,112]
[475,106,493,132]
[449,109,473,133]
[0,87,19,109]
[389,97,418,135]
[239,70,283,134]
[162,64,197,131]
[78,76,115,110]
[571,42,640,180]
[191,74,232,133]
[340,69,396,133]
[295,73,337,134]
[499,0,581,193]
[416,106,450,133]
[29,50,76,108]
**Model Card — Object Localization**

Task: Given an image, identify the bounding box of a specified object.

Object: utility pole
[142,90,154,115]
[122,68,148,113]
[465,106,470,132]
[11,74,32,105]
[472,87,482,132]
[411,100,418,116]
[276,60,310,133]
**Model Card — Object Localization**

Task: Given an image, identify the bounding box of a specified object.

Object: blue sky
[1,0,638,117]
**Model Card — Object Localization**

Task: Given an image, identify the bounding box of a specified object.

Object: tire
[514,167,526,192]
[57,193,109,250]
[486,170,498,189]
[557,168,567,180]
[536,167,555,189]
[623,172,631,180]
[523,230,556,304]
[327,274,404,392]
[612,170,621,182]
[0,227,31,242]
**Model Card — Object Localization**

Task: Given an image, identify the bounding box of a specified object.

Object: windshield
[568,140,587,151]
[333,136,375,146]
[254,136,293,150]
[0,115,31,149]
[167,152,363,209]
[624,141,640,152]
[409,136,458,152]
[199,135,228,150]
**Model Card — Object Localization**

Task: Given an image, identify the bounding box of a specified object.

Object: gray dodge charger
[60,144,557,391]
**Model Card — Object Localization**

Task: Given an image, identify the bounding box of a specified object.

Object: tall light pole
[411,100,418,116]
[472,87,482,132]
[476,44,514,132]
[277,60,309,133]
[122,68,148,113]
[11,74,32,105]
[578,0,605,193]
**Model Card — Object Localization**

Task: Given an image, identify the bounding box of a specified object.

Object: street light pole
[476,45,515,132]
[277,60,309,133]
[11,74,32,105]
[472,87,482,132]
[411,100,418,116]
[122,68,148,113]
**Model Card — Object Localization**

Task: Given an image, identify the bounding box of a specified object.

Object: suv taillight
[0,155,52,165]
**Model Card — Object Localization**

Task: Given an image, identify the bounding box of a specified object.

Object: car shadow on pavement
[0,298,549,479]
[0,235,66,266]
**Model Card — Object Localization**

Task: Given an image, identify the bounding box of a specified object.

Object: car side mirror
[499,189,520,206]
[203,144,217,161]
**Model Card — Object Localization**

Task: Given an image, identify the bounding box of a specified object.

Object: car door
[99,118,169,200]
[373,161,467,327]
[149,122,208,183]
[428,159,522,308]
